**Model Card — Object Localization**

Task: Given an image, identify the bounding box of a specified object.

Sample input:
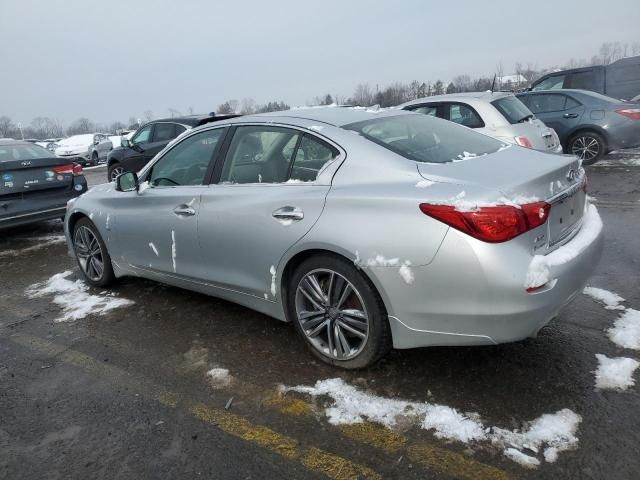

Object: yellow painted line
[406,444,510,480]
[339,423,406,453]
[11,333,382,480]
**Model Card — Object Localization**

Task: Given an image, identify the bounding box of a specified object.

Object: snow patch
[608,308,640,350]
[308,125,324,131]
[398,261,414,284]
[270,265,277,296]
[206,368,233,388]
[594,354,639,391]
[285,378,581,467]
[0,235,66,258]
[524,204,602,289]
[171,230,176,273]
[149,242,159,257]
[415,179,435,188]
[583,286,625,310]
[25,271,133,322]
[138,181,150,194]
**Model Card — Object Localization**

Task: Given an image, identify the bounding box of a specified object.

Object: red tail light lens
[514,136,533,149]
[53,164,82,176]
[419,201,551,243]
[615,108,640,120]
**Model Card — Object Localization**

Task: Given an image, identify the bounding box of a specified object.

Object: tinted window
[290,135,338,182]
[491,96,534,124]
[565,96,581,109]
[148,128,223,187]
[525,94,567,113]
[152,123,175,142]
[532,74,565,90]
[447,103,484,128]
[569,70,596,90]
[345,114,503,164]
[131,125,152,145]
[408,105,438,116]
[0,144,56,162]
[175,124,187,136]
[220,126,300,184]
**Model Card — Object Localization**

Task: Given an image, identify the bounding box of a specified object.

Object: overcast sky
[1,0,638,125]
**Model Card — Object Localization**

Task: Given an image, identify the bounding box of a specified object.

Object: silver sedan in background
[65,108,603,368]
[400,92,563,154]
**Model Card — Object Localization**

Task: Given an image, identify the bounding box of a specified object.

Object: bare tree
[0,116,15,138]
[167,108,181,118]
[144,110,154,122]
[240,98,256,114]
[352,83,374,106]
[67,118,95,135]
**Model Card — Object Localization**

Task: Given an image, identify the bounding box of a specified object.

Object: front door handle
[173,205,196,216]
[563,113,578,119]
[272,206,304,222]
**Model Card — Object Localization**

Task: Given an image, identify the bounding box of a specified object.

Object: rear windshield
[491,96,534,124]
[344,114,504,164]
[0,144,56,162]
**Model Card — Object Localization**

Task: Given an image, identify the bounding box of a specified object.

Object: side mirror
[121,137,131,148]
[115,171,138,192]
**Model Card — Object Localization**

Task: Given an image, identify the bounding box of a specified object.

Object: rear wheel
[108,162,125,182]
[73,217,115,287]
[287,254,391,369]
[568,131,606,165]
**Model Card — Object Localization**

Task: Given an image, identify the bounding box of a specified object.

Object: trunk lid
[1,156,75,196]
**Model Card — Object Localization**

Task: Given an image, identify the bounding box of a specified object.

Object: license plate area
[548,190,585,245]
[543,134,556,150]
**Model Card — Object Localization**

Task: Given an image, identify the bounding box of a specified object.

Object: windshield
[491,96,534,124]
[344,114,504,164]
[0,143,56,162]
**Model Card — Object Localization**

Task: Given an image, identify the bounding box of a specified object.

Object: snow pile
[285,378,581,467]
[594,354,639,391]
[608,309,640,350]
[524,204,602,289]
[25,271,133,322]
[583,287,625,310]
[433,191,540,213]
[206,368,233,388]
[0,235,66,258]
[454,151,477,161]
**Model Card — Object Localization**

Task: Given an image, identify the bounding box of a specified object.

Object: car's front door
[523,93,585,140]
[113,127,226,277]
[196,125,340,299]
[123,124,153,172]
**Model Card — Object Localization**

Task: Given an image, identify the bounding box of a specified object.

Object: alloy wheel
[110,166,124,181]
[295,269,369,360]
[74,226,104,282]
[571,135,600,162]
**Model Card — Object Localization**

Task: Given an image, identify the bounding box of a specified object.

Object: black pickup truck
[530,56,640,102]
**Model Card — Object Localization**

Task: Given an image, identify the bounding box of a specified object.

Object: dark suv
[106,114,237,181]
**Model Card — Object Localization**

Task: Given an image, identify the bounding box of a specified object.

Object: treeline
[3,40,637,140]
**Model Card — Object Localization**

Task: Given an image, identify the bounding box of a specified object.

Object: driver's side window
[148,129,223,187]
[131,125,152,146]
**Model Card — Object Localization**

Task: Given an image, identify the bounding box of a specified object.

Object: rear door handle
[563,113,578,119]
[272,206,304,221]
[173,205,196,216]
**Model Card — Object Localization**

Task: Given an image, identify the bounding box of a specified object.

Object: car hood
[55,144,89,153]
[416,145,581,202]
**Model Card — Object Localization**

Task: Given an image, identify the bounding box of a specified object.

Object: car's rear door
[196,125,340,299]
[113,127,226,277]
[523,93,585,141]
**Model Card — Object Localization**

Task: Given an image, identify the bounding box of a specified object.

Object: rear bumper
[367,205,604,349]
[0,177,88,229]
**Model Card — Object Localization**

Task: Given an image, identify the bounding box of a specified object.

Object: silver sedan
[65,108,603,368]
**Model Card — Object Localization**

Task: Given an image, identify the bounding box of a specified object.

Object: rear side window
[532,74,565,91]
[491,96,534,124]
[152,123,176,142]
[446,103,484,128]
[525,94,568,113]
[345,114,503,164]
[290,135,338,182]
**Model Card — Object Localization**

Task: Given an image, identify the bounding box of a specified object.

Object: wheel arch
[566,125,609,145]
[67,211,89,236]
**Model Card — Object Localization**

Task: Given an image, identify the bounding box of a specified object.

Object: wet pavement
[1,154,639,480]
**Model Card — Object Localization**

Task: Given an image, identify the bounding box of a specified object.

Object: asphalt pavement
[1,152,639,480]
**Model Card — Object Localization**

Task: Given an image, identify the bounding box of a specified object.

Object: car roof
[239,106,408,127]
[399,91,513,108]
[149,114,240,127]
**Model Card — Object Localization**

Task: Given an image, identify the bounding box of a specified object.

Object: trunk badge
[20,160,32,166]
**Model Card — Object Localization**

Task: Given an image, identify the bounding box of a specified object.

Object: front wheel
[91,151,99,165]
[568,131,606,165]
[73,217,115,287]
[287,254,391,369]
[108,163,125,182]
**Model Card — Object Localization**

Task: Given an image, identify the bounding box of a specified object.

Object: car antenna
[490,74,496,94]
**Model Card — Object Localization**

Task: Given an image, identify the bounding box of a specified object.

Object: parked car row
[64,107,602,369]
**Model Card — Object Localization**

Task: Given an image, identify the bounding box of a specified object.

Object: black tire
[567,130,606,165]
[91,151,99,165]
[287,254,392,369]
[72,217,116,288]
[108,162,125,182]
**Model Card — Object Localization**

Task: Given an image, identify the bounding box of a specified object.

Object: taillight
[53,164,82,176]
[419,201,551,243]
[514,136,533,148]
[615,108,640,120]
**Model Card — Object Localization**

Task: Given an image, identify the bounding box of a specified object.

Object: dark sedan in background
[0,139,87,229]
[106,114,238,181]
[516,89,640,163]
